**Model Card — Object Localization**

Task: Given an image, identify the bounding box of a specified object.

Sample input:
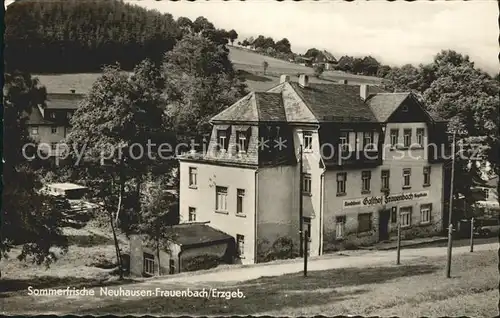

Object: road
[407,235,498,249]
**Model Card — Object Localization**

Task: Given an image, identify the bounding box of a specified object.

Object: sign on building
[343,191,430,209]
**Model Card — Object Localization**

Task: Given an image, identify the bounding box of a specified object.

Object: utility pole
[446,130,456,278]
[304,230,308,277]
[396,219,401,265]
[299,144,304,257]
[470,217,474,253]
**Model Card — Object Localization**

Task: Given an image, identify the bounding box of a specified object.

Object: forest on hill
[4,0,237,73]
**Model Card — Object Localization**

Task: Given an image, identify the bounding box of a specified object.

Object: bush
[314,64,325,78]
[258,236,299,263]
[182,254,222,272]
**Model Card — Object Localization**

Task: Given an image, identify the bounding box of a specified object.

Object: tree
[5,0,181,73]
[262,60,269,75]
[227,29,238,45]
[163,34,247,142]
[275,38,292,53]
[192,16,215,34]
[304,48,321,60]
[377,65,392,78]
[1,72,89,277]
[386,50,500,207]
[177,16,193,33]
[66,60,175,279]
[137,181,178,275]
[313,63,325,78]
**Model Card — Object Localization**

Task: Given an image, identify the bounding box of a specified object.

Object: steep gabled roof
[366,92,410,122]
[211,92,259,122]
[322,50,337,62]
[289,82,378,122]
[45,93,84,110]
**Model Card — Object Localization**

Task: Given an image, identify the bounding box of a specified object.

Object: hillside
[35,47,383,95]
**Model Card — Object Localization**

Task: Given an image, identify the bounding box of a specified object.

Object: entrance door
[379,209,390,241]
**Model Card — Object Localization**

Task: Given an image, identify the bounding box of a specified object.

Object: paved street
[156,242,498,284]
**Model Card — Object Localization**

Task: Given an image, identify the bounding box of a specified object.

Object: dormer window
[236,130,249,153]
[303,131,313,151]
[217,129,229,152]
[339,131,350,152]
[363,132,374,150]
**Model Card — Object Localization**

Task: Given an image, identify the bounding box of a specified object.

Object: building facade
[26,92,83,156]
[179,74,449,264]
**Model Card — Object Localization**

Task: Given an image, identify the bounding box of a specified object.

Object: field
[34,46,383,95]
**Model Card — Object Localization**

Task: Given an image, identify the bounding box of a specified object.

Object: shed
[129,223,235,276]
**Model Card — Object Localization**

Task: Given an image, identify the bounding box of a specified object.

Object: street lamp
[445,130,457,278]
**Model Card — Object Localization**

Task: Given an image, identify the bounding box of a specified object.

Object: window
[51,126,58,134]
[339,131,350,152]
[189,167,197,187]
[236,131,248,153]
[483,189,490,200]
[50,112,56,119]
[400,207,412,227]
[336,172,347,195]
[188,207,196,222]
[391,207,397,223]
[303,131,313,151]
[403,129,412,148]
[381,170,390,191]
[215,186,228,211]
[401,105,409,112]
[236,234,244,257]
[217,130,228,151]
[363,132,374,150]
[358,213,372,232]
[237,189,245,214]
[143,253,155,276]
[31,126,39,135]
[390,129,399,147]
[416,128,425,147]
[420,204,432,224]
[423,166,431,186]
[51,142,58,150]
[335,216,346,239]
[403,168,411,188]
[361,171,371,193]
[302,173,312,195]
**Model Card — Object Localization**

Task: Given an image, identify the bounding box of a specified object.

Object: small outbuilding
[129,222,236,276]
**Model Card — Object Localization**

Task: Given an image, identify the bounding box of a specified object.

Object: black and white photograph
[1,0,499,316]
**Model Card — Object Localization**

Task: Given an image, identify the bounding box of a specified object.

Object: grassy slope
[34,46,383,94]
[1,250,497,316]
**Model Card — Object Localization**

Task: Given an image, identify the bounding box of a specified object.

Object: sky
[4,0,498,74]
[127,0,498,74]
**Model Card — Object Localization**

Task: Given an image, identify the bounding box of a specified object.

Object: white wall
[179,161,257,264]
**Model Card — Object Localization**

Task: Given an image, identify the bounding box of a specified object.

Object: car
[474,218,500,237]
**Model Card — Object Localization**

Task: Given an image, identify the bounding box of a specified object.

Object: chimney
[339,79,348,85]
[298,74,309,88]
[280,74,290,84]
[70,89,76,94]
[360,84,369,100]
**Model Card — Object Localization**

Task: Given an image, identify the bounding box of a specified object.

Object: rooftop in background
[45,93,84,109]
[212,79,393,124]
[35,73,103,94]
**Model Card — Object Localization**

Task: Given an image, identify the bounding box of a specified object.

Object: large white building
[179,74,449,264]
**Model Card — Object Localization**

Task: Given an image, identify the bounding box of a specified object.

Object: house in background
[314,50,338,70]
[179,74,449,265]
[129,222,235,276]
[26,92,83,156]
[471,175,499,218]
